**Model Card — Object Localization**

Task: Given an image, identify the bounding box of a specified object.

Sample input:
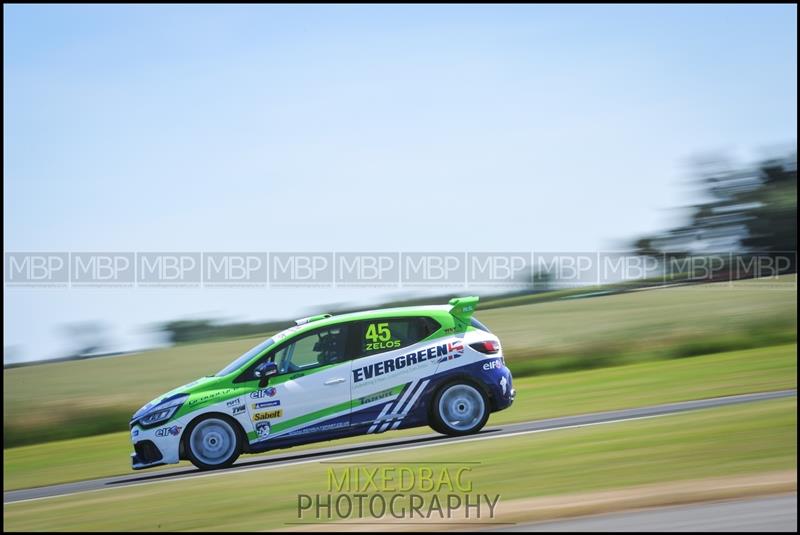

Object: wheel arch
[179,411,249,460]
[427,372,493,423]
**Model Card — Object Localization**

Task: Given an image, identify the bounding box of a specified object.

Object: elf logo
[482,359,502,371]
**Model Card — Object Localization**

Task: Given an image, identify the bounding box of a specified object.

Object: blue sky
[4,4,797,361]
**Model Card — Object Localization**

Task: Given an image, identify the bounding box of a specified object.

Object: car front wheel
[431,382,490,436]
[185,415,241,470]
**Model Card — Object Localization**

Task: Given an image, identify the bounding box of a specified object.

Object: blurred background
[3,4,797,531]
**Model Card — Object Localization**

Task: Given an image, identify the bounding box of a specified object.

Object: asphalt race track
[490,494,797,532]
[4,389,795,505]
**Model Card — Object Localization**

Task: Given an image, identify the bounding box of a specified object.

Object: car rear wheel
[431,382,489,436]
[185,415,241,470]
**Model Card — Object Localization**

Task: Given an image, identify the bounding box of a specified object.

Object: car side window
[275,325,348,374]
[355,317,439,357]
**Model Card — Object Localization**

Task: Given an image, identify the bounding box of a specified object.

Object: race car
[129,296,515,470]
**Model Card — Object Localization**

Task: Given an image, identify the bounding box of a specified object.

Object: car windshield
[215,337,275,377]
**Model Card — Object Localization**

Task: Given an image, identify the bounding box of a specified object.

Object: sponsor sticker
[285,421,348,437]
[256,421,271,438]
[188,388,235,406]
[482,359,503,371]
[252,400,281,409]
[155,425,182,437]
[358,388,397,405]
[250,387,278,399]
[352,340,463,383]
[253,409,283,421]
[232,405,246,416]
[226,398,242,407]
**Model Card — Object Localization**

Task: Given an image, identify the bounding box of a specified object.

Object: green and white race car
[130,296,515,470]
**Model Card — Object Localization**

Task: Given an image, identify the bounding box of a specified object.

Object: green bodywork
[135,299,482,426]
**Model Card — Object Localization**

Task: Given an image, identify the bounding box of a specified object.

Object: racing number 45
[366,323,391,342]
[365,323,400,351]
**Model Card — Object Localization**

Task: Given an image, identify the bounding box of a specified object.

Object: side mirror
[254,361,278,386]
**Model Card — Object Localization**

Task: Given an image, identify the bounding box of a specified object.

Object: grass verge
[4,398,796,531]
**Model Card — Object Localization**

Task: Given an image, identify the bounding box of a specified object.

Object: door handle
[324,378,346,385]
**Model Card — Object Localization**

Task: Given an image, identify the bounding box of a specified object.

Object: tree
[633,151,797,272]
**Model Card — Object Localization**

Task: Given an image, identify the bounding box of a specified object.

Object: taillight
[470,340,500,354]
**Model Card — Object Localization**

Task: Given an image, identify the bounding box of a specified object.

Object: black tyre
[430,382,490,436]
[184,414,242,470]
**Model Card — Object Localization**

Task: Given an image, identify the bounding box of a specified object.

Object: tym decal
[352,341,462,383]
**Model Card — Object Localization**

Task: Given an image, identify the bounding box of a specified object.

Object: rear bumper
[481,362,514,411]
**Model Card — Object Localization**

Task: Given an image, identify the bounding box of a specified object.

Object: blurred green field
[3,277,796,447]
[4,398,795,531]
[4,343,796,491]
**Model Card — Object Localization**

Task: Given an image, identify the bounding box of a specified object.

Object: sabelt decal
[253,409,283,421]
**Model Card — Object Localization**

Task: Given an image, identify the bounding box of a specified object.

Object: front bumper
[131,440,167,470]
[130,423,183,470]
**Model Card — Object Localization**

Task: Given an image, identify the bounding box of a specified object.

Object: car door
[245,324,352,442]
[349,317,440,432]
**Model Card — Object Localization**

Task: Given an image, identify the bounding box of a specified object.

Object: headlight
[134,394,188,428]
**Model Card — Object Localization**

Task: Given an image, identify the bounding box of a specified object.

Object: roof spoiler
[448,296,479,322]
